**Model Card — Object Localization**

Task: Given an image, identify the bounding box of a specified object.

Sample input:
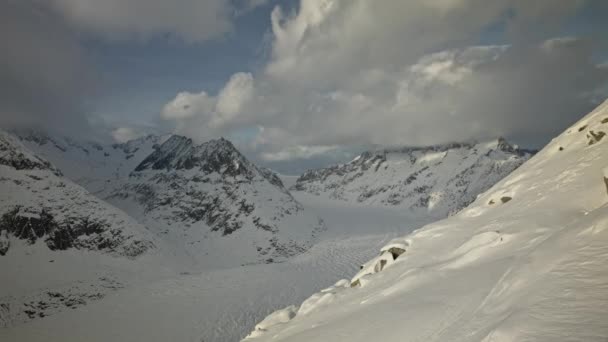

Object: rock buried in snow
[604,167,608,196]
[380,237,410,259]
[587,130,606,145]
[350,237,411,287]
[351,252,396,287]
[244,305,298,339]
[0,230,9,256]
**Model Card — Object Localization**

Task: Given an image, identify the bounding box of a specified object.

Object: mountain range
[244,101,608,342]
[292,138,533,217]
[1,126,535,338]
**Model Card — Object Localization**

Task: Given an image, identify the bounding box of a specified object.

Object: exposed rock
[107,135,322,263]
[603,168,608,196]
[386,247,406,260]
[0,206,150,257]
[0,230,9,256]
[587,130,606,145]
[293,138,533,216]
[0,130,154,258]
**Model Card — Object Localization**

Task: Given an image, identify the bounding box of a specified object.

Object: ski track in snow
[0,193,430,342]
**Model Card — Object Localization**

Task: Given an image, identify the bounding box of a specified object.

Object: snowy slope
[14,129,171,194]
[0,129,156,327]
[245,99,608,341]
[15,131,325,268]
[0,191,433,342]
[0,130,154,258]
[104,135,325,268]
[293,139,533,217]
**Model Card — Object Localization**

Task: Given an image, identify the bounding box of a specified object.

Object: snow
[243,99,608,341]
[0,193,431,342]
[293,139,532,217]
[4,99,606,342]
[3,127,443,341]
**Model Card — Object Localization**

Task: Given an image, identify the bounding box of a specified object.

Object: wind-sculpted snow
[293,138,533,217]
[246,99,608,342]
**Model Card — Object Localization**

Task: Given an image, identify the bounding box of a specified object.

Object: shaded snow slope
[0,129,156,327]
[245,99,608,341]
[0,129,154,258]
[14,129,170,194]
[0,193,431,342]
[293,138,532,217]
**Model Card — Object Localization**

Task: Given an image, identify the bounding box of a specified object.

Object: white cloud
[48,0,234,42]
[161,72,255,140]
[161,0,608,166]
[260,145,338,162]
[215,72,255,125]
[161,91,216,120]
[111,127,142,143]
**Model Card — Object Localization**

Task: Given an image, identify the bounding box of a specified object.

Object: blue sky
[86,1,280,127]
[1,0,607,173]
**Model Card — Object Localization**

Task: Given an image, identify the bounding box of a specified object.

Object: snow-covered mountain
[0,129,156,327]
[0,130,153,258]
[245,99,608,341]
[15,129,170,194]
[105,135,325,267]
[13,130,325,268]
[293,138,533,217]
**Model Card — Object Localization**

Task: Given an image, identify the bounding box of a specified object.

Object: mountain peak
[134,135,252,178]
[0,130,62,176]
[293,137,533,217]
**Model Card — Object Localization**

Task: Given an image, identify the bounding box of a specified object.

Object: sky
[1,0,608,174]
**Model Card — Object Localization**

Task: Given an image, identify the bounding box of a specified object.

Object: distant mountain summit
[110,135,324,267]
[293,138,533,217]
[11,130,324,268]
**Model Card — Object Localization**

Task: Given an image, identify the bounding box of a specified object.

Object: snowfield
[2,99,606,342]
[0,194,431,342]
[292,138,533,218]
[244,99,608,341]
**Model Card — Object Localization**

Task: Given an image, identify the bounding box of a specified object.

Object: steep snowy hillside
[105,135,325,268]
[0,129,155,327]
[0,130,153,258]
[14,129,170,194]
[245,99,608,341]
[293,139,533,217]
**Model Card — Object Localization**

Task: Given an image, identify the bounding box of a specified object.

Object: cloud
[161,72,255,139]
[215,72,255,124]
[260,145,338,162]
[48,0,234,43]
[0,0,95,137]
[0,0,258,142]
[161,0,607,167]
[111,127,145,143]
[240,0,269,11]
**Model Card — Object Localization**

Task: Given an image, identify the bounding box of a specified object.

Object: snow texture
[293,138,533,217]
[245,99,608,342]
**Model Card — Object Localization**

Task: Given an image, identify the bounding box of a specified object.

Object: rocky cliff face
[14,130,324,267]
[0,130,154,258]
[107,135,324,266]
[293,138,534,217]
